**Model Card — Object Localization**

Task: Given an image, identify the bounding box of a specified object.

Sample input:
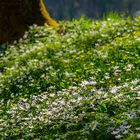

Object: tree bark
[0,0,52,43]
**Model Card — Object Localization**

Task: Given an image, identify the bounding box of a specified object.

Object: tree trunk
[0,0,56,43]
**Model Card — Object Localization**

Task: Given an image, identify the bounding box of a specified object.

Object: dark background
[44,0,140,20]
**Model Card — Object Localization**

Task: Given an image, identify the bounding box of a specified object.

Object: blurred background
[44,0,140,20]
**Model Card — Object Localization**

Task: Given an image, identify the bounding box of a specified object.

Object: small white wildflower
[136,127,140,131]
[77,97,83,101]
[81,80,89,87]
[29,124,34,129]
[59,100,65,106]
[115,135,122,139]
[137,134,140,139]
[65,72,71,77]
[125,125,131,129]
[117,32,121,36]
[89,81,97,85]
[104,75,110,79]
[124,64,133,72]
[70,99,77,103]
[137,91,140,96]
[127,64,133,68]
[131,79,139,85]
[33,24,37,27]
[111,131,119,135]
[68,50,76,53]
[52,102,58,106]
[136,37,140,41]
[110,87,117,94]
[102,53,108,58]
[6,109,16,114]
[123,130,128,134]
[101,34,108,37]
[37,116,44,121]
[67,38,71,43]
[49,93,56,97]
[97,39,102,42]
[118,78,121,81]
[123,83,129,88]
[25,103,31,110]
[92,124,97,131]
[0,128,3,131]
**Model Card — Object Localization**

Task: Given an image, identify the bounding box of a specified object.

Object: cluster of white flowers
[0,17,139,139]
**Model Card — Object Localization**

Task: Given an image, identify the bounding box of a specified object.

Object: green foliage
[0,16,140,139]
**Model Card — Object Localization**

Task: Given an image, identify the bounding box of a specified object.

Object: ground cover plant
[0,14,140,139]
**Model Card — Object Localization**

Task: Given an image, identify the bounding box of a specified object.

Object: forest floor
[0,15,140,139]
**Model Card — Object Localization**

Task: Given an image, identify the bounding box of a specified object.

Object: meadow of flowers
[0,14,140,139]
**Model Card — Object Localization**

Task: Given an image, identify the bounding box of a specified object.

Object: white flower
[81,80,97,87]
[81,80,89,87]
[137,134,140,139]
[137,91,140,96]
[124,64,133,72]
[123,130,128,134]
[110,87,118,94]
[136,127,140,131]
[131,79,139,85]
[89,81,97,85]
[92,124,97,131]
[115,135,122,139]
[104,75,110,79]
[111,131,119,135]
